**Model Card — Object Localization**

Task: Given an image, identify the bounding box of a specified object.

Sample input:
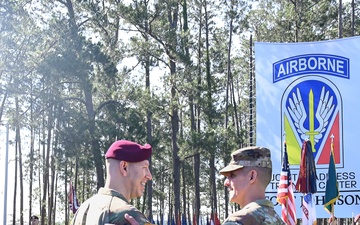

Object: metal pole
[249,34,253,146]
[3,123,9,225]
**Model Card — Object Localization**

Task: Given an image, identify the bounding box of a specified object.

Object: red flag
[192,213,197,225]
[277,141,297,225]
[68,181,80,214]
[211,213,221,225]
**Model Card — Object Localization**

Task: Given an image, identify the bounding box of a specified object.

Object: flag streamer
[295,140,317,194]
[68,181,80,214]
[295,140,317,225]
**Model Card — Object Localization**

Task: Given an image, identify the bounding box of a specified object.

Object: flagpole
[285,200,288,225]
[331,135,335,223]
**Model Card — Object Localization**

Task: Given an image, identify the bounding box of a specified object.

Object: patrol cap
[219,146,272,175]
[31,215,39,220]
[105,140,152,162]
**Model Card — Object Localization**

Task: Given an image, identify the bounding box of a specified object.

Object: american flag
[277,142,297,225]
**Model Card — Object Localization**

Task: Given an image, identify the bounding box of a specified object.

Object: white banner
[255,36,360,219]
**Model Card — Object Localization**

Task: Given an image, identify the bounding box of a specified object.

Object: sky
[0,125,48,224]
[0,124,69,224]
[0,124,24,224]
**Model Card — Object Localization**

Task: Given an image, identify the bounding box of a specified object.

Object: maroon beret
[105,140,152,162]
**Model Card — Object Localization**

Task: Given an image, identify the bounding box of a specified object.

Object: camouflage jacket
[222,199,285,225]
[71,188,151,225]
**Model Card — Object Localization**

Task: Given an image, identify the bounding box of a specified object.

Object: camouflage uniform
[71,188,151,225]
[222,199,285,225]
[219,147,286,225]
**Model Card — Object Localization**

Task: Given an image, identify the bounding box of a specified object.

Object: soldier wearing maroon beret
[71,140,153,225]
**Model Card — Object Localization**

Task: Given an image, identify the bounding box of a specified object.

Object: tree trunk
[224,11,232,216]
[351,0,354,36]
[194,1,203,222]
[41,105,53,225]
[52,174,58,225]
[294,1,298,42]
[210,153,217,215]
[170,49,181,223]
[146,108,153,222]
[182,163,186,223]
[166,2,181,224]
[181,0,191,222]
[171,67,181,225]
[13,139,18,225]
[85,83,105,189]
[144,0,153,220]
[17,128,24,225]
[168,181,173,223]
[194,153,200,223]
[29,83,35,222]
[50,114,61,225]
[204,0,217,216]
[65,161,69,225]
[39,126,43,217]
[15,96,25,225]
[0,90,7,121]
[338,0,343,38]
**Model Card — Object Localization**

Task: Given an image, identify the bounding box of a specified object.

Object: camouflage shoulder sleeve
[108,202,151,225]
[222,220,244,225]
[123,209,150,225]
[225,200,285,225]
[225,211,257,225]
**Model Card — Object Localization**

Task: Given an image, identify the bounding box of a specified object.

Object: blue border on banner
[273,54,350,83]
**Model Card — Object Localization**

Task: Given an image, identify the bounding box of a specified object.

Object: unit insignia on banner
[281,76,343,168]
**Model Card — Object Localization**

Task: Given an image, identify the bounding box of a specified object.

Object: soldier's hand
[355,214,360,223]
[125,214,139,225]
[328,215,336,225]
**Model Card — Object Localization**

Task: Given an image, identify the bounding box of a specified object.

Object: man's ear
[119,161,128,175]
[249,170,257,183]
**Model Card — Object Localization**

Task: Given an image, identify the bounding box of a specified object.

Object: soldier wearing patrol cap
[30,215,39,225]
[71,140,153,225]
[220,146,285,225]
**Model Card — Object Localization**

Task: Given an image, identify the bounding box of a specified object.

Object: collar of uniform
[98,187,129,203]
[243,198,274,209]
